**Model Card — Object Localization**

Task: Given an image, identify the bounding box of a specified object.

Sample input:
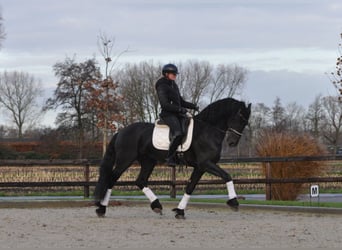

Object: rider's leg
[165,133,183,166]
[162,115,184,166]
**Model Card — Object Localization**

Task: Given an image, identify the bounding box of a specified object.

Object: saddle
[152,117,194,152]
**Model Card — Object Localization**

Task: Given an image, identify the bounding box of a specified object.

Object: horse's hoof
[95,203,106,217]
[151,199,163,215]
[153,208,163,215]
[175,214,185,219]
[227,197,239,212]
[172,208,185,219]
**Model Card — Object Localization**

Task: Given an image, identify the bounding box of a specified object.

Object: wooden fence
[1,155,342,200]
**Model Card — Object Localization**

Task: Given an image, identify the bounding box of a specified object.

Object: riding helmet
[162,64,178,76]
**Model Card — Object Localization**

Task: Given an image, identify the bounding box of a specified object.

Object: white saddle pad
[152,118,194,152]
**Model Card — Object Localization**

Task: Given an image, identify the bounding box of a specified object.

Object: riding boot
[165,136,182,166]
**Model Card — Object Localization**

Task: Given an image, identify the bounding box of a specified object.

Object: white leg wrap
[142,187,157,203]
[226,181,237,200]
[100,189,112,206]
[178,193,191,210]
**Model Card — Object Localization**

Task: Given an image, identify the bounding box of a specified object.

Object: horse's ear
[247,103,252,110]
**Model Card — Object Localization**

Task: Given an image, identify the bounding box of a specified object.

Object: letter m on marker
[310,185,319,198]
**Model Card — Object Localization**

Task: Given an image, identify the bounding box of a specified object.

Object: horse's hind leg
[96,156,135,217]
[173,167,205,219]
[135,158,162,214]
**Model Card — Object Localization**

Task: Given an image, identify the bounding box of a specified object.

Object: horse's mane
[195,97,244,124]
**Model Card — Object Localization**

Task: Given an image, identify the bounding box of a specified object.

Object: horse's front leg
[173,168,205,219]
[206,162,239,211]
[136,158,163,214]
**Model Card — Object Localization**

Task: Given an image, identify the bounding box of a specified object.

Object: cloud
[0,0,341,112]
[244,70,338,107]
[2,0,341,52]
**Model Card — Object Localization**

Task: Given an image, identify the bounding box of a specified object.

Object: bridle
[227,128,243,137]
[194,108,248,138]
[210,126,242,138]
[219,110,248,137]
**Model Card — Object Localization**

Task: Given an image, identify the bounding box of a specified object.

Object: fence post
[265,162,272,200]
[170,167,176,198]
[84,162,90,198]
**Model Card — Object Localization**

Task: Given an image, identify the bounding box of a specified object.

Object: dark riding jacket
[155,77,197,118]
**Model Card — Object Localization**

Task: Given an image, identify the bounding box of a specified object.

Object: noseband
[212,126,242,137]
[227,128,243,137]
[226,110,248,137]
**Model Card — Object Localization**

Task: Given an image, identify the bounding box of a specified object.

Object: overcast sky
[0,0,341,127]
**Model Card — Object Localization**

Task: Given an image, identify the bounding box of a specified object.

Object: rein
[214,126,242,137]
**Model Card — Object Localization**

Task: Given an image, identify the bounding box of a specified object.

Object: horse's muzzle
[228,141,238,147]
[226,134,240,147]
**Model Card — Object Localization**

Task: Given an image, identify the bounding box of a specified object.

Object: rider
[155,63,199,166]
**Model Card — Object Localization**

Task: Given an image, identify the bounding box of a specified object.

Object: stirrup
[166,156,177,167]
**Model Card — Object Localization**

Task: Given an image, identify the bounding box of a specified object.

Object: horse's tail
[94,132,118,202]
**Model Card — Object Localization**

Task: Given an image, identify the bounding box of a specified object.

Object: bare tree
[118,61,161,124]
[0,125,5,138]
[245,103,271,156]
[176,61,247,107]
[283,102,306,132]
[320,96,342,152]
[177,60,212,108]
[93,32,127,154]
[306,94,324,138]
[209,64,247,103]
[271,97,286,132]
[328,32,342,98]
[249,103,271,131]
[118,60,248,122]
[118,63,144,123]
[0,71,42,138]
[139,61,161,121]
[0,7,5,48]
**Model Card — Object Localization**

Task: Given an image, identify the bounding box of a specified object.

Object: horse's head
[195,98,252,146]
[226,102,251,147]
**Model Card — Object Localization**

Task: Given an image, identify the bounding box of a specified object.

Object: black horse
[94,97,251,219]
